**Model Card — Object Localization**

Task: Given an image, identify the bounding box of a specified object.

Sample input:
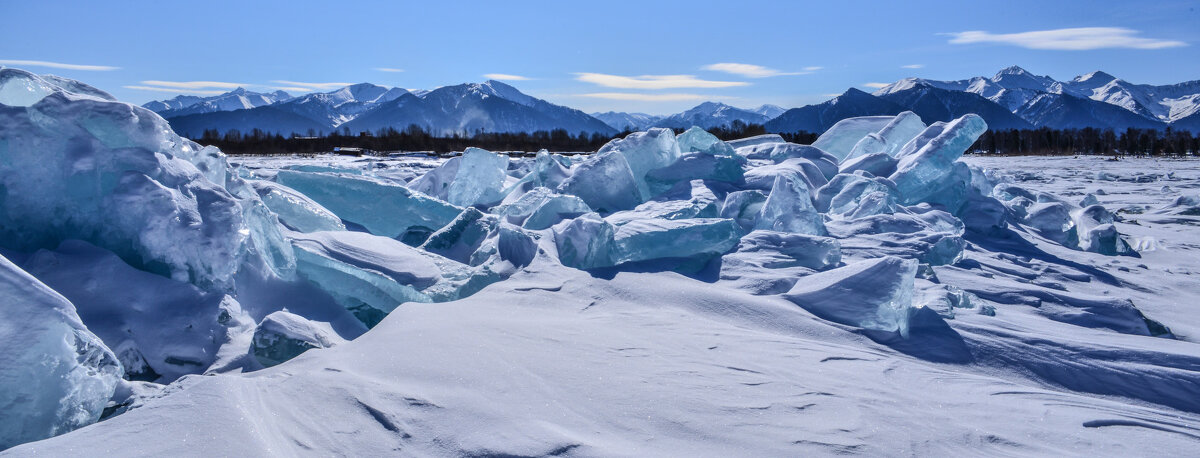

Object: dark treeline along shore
[196,123,1199,157]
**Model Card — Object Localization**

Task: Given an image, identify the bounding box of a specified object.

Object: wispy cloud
[375,68,405,72]
[901,64,924,69]
[946,27,1186,50]
[575,73,749,89]
[270,86,314,93]
[270,80,354,90]
[483,73,531,81]
[123,85,226,95]
[579,92,714,102]
[0,59,119,71]
[862,82,890,89]
[803,66,823,72]
[139,80,244,90]
[702,63,814,78]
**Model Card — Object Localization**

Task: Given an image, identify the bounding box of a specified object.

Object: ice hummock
[0,254,122,449]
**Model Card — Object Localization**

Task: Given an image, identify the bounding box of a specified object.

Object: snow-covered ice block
[744,158,829,193]
[0,67,112,107]
[252,180,346,232]
[420,208,499,265]
[816,173,899,218]
[677,126,736,156]
[407,156,461,200]
[824,211,965,266]
[611,218,742,266]
[553,213,617,269]
[527,151,572,190]
[845,111,925,160]
[726,133,785,148]
[644,151,745,195]
[606,180,720,225]
[733,231,841,271]
[1074,205,1132,255]
[0,253,122,449]
[251,311,345,368]
[1024,202,1078,246]
[596,128,681,200]
[445,147,511,207]
[838,152,897,178]
[0,80,276,290]
[894,121,946,159]
[21,240,235,382]
[496,187,591,230]
[811,116,897,163]
[755,174,826,235]
[557,150,643,213]
[275,170,462,242]
[889,114,987,205]
[720,190,767,231]
[783,256,919,337]
[290,231,454,325]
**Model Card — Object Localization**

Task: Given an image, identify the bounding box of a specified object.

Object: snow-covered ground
[3,68,1200,456]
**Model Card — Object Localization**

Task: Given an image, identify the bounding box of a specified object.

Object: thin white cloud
[375,68,405,72]
[483,73,531,81]
[579,92,713,102]
[575,72,749,89]
[0,59,119,71]
[946,27,1186,50]
[803,66,823,72]
[139,80,244,90]
[269,80,354,90]
[862,82,890,89]
[124,85,226,95]
[901,64,924,69]
[702,63,812,78]
[270,86,314,93]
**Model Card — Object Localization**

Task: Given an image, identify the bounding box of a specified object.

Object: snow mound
[252,311,346,368]
[784,256,920,336]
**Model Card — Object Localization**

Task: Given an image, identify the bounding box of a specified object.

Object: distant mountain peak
[1074,71,1117,84]
[996,65,1032,76]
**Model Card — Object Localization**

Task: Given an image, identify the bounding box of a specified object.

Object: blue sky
[2,0,1198,114]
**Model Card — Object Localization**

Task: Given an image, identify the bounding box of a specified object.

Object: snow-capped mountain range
[150,81,615,137]
[868,66,1200,131]
[144,88,294,118]
[146,67,1200,137]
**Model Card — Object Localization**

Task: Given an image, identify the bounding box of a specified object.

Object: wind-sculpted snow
[784,256,919,337]
[7,69,1200,454]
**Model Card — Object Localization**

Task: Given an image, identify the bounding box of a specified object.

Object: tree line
[970,127,1199,156]
[193,123,1196,157]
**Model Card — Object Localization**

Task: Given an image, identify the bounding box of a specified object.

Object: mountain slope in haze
[765,88,904,133]
[652,102,770,129]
